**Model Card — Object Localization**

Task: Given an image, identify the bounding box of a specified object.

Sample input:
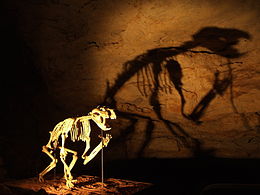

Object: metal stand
[101,130,104,187]
[54,149,57,179]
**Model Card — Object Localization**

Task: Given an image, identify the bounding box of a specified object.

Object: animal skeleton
[39,106,116,188]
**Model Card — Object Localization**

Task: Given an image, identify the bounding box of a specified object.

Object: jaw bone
[90,107,116,130]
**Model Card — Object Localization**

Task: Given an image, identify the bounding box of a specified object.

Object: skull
[89,106,116,130]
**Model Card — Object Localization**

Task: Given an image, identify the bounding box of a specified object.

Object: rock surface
[3,176,151,195]
[2,0,260,175]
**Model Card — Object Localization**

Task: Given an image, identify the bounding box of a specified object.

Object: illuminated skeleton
[39,106,116,188]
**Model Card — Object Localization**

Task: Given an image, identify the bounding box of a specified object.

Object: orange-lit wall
[1,0,260,179]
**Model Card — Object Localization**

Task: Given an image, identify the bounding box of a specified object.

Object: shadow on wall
[102,26,251,158]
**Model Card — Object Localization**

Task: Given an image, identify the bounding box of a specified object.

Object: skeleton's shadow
[188,70,232,124]
[102,27,250,157]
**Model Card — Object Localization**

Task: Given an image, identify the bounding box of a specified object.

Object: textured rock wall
[2,0,260,172]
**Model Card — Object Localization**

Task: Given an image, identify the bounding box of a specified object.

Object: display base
[1,175,152,194]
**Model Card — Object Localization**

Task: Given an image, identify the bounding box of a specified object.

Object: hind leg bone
[39,146,58,182]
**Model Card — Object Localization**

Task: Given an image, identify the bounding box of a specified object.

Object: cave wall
[2,0,260,179]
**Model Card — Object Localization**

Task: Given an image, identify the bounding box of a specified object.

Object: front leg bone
[81,137,90,160]
[102,134,112,147]
[83,134,112,165]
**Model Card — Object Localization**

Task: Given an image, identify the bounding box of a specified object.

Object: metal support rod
[54,150,56,179]
[101,130,104,186]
